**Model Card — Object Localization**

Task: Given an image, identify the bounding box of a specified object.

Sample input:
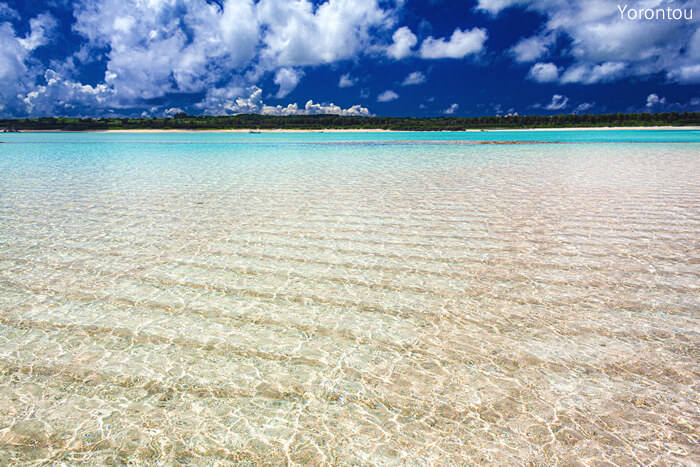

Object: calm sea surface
[0,131,698,464]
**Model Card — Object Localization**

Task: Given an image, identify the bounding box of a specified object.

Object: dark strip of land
[1,112,698,132]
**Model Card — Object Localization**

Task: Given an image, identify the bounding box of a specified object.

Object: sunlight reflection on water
[0,135,698,464]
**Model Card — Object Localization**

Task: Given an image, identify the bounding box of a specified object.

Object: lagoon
[0,130,698,464]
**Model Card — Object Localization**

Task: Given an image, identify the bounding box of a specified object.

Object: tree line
[1,111,698,131]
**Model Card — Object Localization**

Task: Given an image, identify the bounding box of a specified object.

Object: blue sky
[1,0,698,118]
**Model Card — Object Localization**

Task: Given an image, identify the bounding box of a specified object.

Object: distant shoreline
[16,126,700,133]
[4,111,697,132]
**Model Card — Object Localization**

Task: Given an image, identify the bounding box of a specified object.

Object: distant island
[2,111,699,132]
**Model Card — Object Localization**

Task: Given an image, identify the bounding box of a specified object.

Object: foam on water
[0,133,698,464]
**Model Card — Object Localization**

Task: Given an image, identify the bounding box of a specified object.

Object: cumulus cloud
[164,107,184,116]
[387,26,417,59]
[560,62,626,84]
[18,13,57,51]
[0,10,63,115]
[527,62,559,82]
[638,94,700,112]
[0,0,405,116]
[338,73,356,88]
[419,27,487,59]
[489,103,517,116]
[273,68,304,98]
[480,0,700,85]
[667,65,700,84]
[0,23,29,82]
[196,86,260,115]
[67,0,396,107]
[0,10,57,82]
[646,93,667,108]
[574,102,594,113]
[196,85,371,116]
[510,35,552,63]
[401,71,426,86]
[377,90,399,102]
[0,3,19,20]
[443,103,459,114]
[72,0,260,101]
[689,28,700,60]
[475,0,523,15]
[21,70,113,116]
[545,94,568,110]
[258,0,393,67]
[299,100,371,116]
[1,0,697,117]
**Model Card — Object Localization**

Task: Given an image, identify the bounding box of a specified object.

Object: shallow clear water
[2,128,700,143]
[0,132,698,464]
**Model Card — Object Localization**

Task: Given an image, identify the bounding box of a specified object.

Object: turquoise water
[2,128,700,143]
[0,131,698,464]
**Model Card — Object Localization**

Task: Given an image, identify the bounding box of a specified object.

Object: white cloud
[527,62,559,83]
[196,85,371,116]
[0,22,29,82]
[69,0,396,106]
[419,27,487,59]
[638,94,700,112]
[218,0,260,65]
[545,94,568,110]
[0,11,63,116]
[338,73,356,88]
[0,11,57,84]
[443,103,459,114]
[689,28,700,60]
[489,103,517,116]
[646,93,667,108]
[273,68,304,98]
[377,90,399,102]
[401,71,426,86]
[480,0,700,85]
[297,100,372,116]
[258,0,394,67]
[197,85,260,115]
[72,0,260,101]
[667,65,700,84]
[21,69,113,116]
[475,0,523,15]
[0,3,19,20]
[164,107,184,116]
[386,26,417,59]
[2,0,697,117]
[18,13,57,51]
[510,35,551,63]
[574,102,594,113]
[560,62,626,84]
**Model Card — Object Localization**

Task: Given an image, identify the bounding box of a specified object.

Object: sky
[0,0,698,118]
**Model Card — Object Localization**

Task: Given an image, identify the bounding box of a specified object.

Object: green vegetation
[1,111,698,131]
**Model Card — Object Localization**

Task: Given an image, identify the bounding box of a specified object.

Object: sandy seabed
[0,135,698,464]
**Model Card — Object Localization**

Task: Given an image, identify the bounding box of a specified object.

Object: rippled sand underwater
[0,136,698,465]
